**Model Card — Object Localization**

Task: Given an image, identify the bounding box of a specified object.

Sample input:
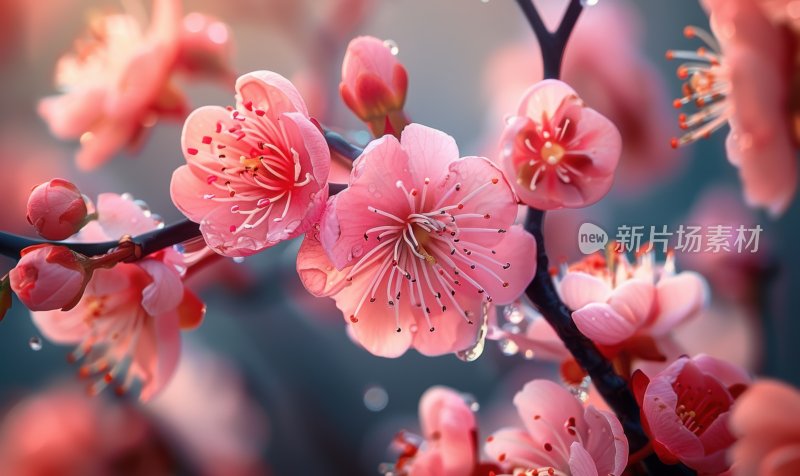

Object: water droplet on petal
[503,301,525,324]
[383,39,399,55]
[580,0,599,6]
[173,244,186,254]
[456,303,490,362]
[568,376,592,403]
[498,338,519,356]
[461,393,480,412]
[363,385,389,412]
[232,257,245,264]
[133,199,150,212]
[29,336,42,351]
[120,193,134,201]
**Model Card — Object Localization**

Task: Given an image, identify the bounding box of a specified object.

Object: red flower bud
[340,36,409,137]
[26,179,88,240]
[9,245,88,311]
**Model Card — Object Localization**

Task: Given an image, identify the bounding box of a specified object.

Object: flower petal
[139,259,184,316]
[559,272,612,310]
[649,271,707,336]
[572,302,637,345]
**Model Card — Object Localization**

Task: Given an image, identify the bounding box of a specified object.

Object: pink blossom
[177,12,236,82]
[483,0,678,194]
[632,354,751,473]
[669,0,798,215]
[340,36,410,137]
[730,379,800,476]
[0,385,170,476]
[390,387,480,476]
[499,80,622,210]
[485,379,628,476]
[38,0,186,170]
[9,244,88,311]
[171,71,330,257]
[559,251,707,349]
[26,178,88,241]
[297,124,537,357]
[30,194,204,401]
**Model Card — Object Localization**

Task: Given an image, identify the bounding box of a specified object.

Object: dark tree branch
[323,128,364,161]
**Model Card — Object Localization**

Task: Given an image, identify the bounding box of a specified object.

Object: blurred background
[0,0,797,474]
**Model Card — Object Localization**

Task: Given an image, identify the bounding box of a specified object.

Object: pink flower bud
[9,245,88,311]
[177,13,235,81]
[26,179,88,240]
[340,36,409,137]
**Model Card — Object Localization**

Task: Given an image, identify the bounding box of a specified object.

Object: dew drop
[568,376,592,403]
[503,301,525,325]
[133,199,150,212]
[150,213,165,229]
[363,385,389,412]
[173,244,186,254]
[232,257,245,264]
[120,193,134,201]
[498,338,519,356]
[455,302,490,362]
[28,336,42,351]
[461,393,480,412]
[383,39,399,55]
[580,0,599,5]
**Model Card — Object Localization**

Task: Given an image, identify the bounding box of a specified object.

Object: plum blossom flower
[730,379,800,476]
[668,0,799,215]
[485,379,628,476]
[297,124,537,357]
[30,194,205,401]
[38,0,186,170]
[340,36,410,137]
[559,251,707,352]
[500,80,622,210]
[387,386,497,476]
[9,244,89,311]
[0,385,176,476]
[171,71,330,257]
[483,0,678,194]
[26,179,88,240]
[632,354,751,474]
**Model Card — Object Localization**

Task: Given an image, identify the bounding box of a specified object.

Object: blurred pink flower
[177,12,236,82]
[38,0,186,170]
[171,71,330,257]
[299,124,537,357]
[340,36,410,137]
[559,251,707,348]
[499,80,621,210]
[730,379,800,476]
[150,347,269,476]
[669,0,798,215]
[9,244,88,311]
[485,379,628,476]
[484,0,676,194]
[0,385,173,476]
[30,194,204,401]
[632,354,751,473]
[26,179,88,241]
[390,387,480,476]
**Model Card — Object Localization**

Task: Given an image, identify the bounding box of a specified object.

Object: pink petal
[760,443,800,476]
[649,272,707,336]
[468,225,537,305]
[235,70,309,119]
[74,118,140,171]
[320,134,413,269]
[517,79,580,120]
[513,380,588,459]
[37,90,105,139]
[607,278,655,328]
[30,307,88,344]
[95,193,159,239]
[642,370,705,462]
[582,406,628,475]
[485,428,553,469]
[296,233,349,297]
[418,387,477,474]
[559,272,612,310]
[135,309,181,402]
[568,442,599,476]
[138,259,184,316]
[400,123,460,187]
[572,302,637,345]
[411,295,481,356]
[692,354,751,388]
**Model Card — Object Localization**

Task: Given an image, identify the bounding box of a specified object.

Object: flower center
[345,176,511,333]
[517,120,584,190]
[540,141,565,165]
